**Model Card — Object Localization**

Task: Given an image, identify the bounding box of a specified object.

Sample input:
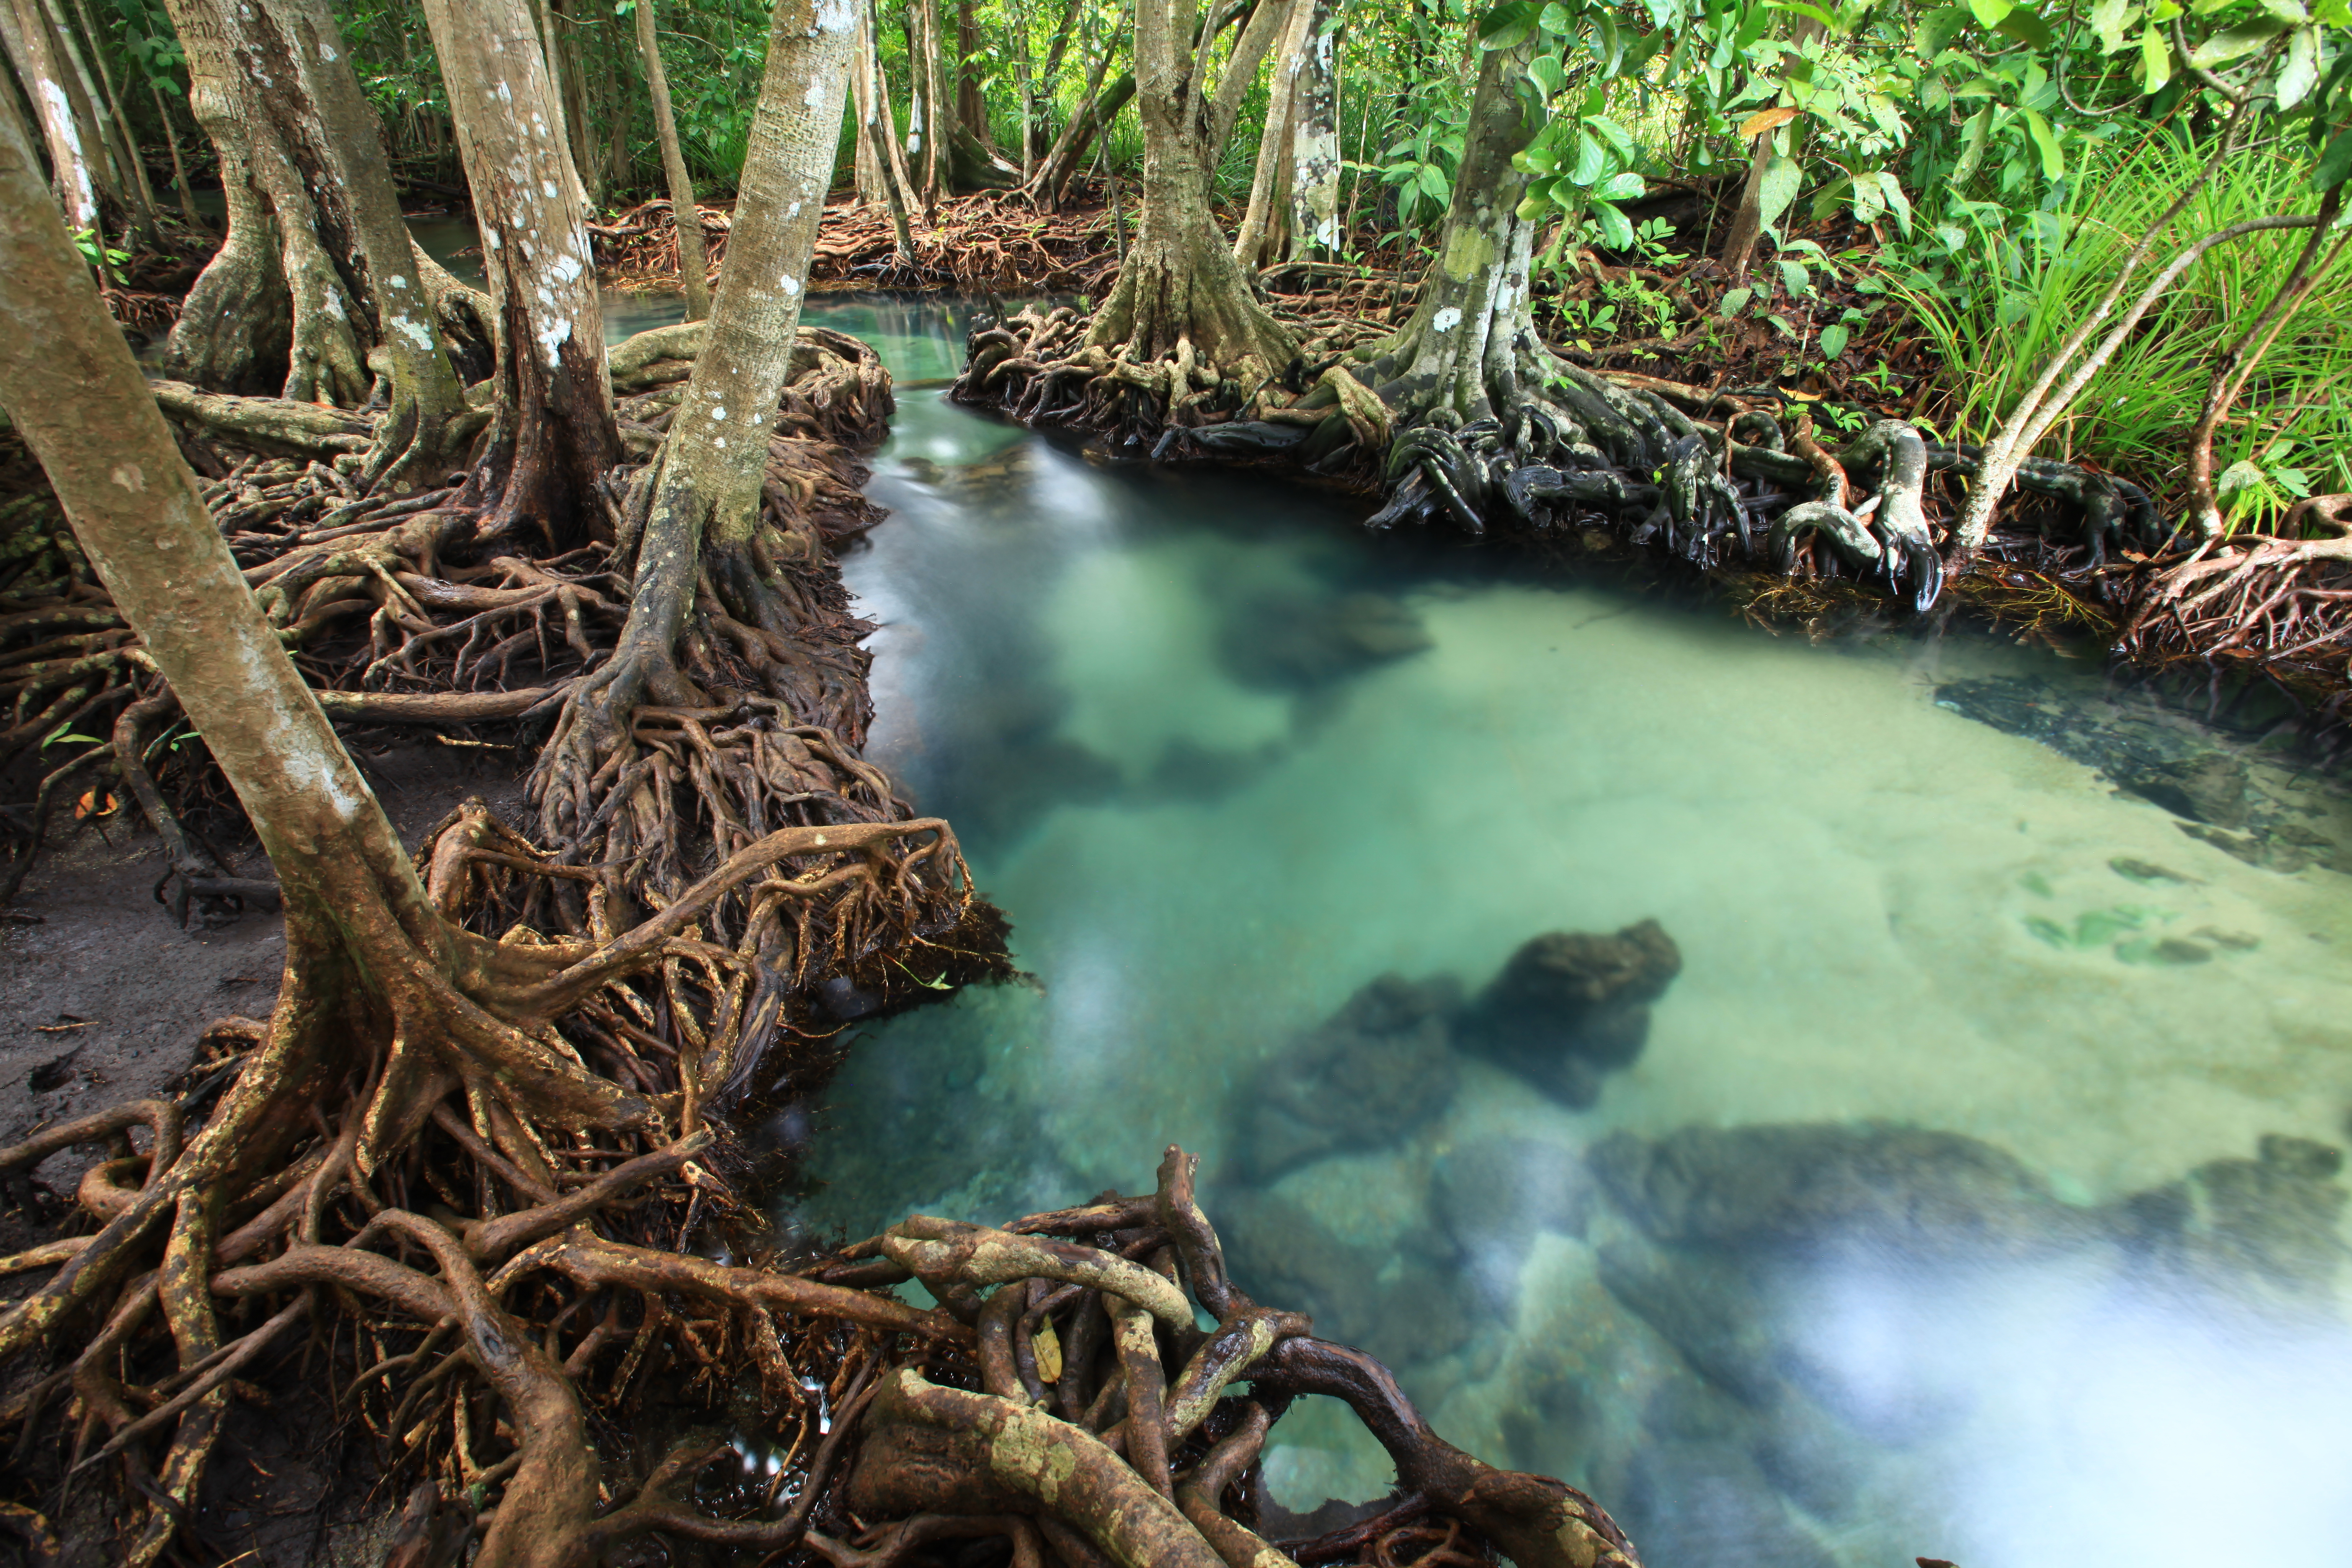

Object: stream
[777,296,2352,1568]
[372,222,2352,1564]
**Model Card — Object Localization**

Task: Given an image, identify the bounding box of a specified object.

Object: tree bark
[913,0,954,205]
[1234,0,1307,270]
[1,0,101,229]
[535,0,856,863]
[634,0,709,320]
[173,0,473,488]
[857,5,918,261]
[419,0,618,546]
[1361,34,1543,426]
[1084,0,1297,375]
[64,0,159,234]
[1287,0,1338,261]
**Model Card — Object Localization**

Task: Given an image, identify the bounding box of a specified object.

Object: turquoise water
[780,299,2352,1568]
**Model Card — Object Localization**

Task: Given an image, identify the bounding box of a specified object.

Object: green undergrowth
[1895,129,2352,528]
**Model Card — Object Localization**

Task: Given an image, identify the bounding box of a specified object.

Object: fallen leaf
[73,791,118,820]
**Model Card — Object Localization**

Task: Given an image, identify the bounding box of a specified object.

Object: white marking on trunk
[779,274,799,295]
[319,41,338,63]
[712,406,728,420]
[536,315,573,368]
[390,313,436,350]
[552,251,583,284]
[1432,307,1462,334]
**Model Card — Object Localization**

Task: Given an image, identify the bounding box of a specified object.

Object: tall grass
[1898,130,2352,526]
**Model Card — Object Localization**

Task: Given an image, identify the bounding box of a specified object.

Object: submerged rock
[1588,1122,2081,1258]
[1432,1137,1594,1310]
[1454,921,1683,1107]
[2115,1132,2348,1307]
[1219,1188,1474,1369]
[1219,588,1433,691]
[1236,972,1461,1180]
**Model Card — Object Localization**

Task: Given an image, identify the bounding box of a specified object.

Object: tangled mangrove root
[5,323,1006,1047]
[2119,495,2352,681]
[0,806,979,1567]
[810,1145,1641,1568]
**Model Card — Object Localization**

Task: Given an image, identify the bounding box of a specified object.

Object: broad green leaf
[1769,0,1842,29]
[1596,170,1648,199]
[2277,26,2319,107]
[1766,312,1799,338]
[1720,286,1754,316]
[1643,0,1683,29]
[1967,0,2014,26]
[1416,164,1451,201]
[2317,0,2351,22]
[2022,107,2065,178]
[1594,10,1623,70]
[1516,141,1560,173]
[2140,20,2174,88]
[1820,321,1851,358]
[2091,0,2140,48]
[1996,7,2054,44]
[1778,258,1813,296]
[1919,5,1973,54]
[1478,0,1543,38]
[1876,171,1915,235]
[2255,0,2309,21]
[1572,129,1609,183]
[2189,18,2289,64]
[1588,114,1639,155]
[1952,104,1994,180]
[1756,152,1804,227]
[1529,53,1569,95]
[1539,1,1576,30]
[1592,201,1635,248]
[2316,126,2352,191]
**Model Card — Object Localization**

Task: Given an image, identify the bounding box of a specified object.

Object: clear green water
[777,297,2352,1568]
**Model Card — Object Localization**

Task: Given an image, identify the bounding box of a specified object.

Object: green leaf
[1819,321,1851,358]
[1529,53,1569,95]
[2189,18,2288,64]
[1765,312,1800,338]
[1571,129,1609,183]
[1595,170,1648,199]
[1875,171,1915,235]
[1995,6,2054,44]
[1643,0,1683,28]
[1720,286,1754,316]
[1588,114,1639,156]
[1920,5,1973,54]
[1755,153,1803,228]
[2255,0,2310,20]
[2021,107,2065,178]
[1769,0,1842,29]
[1539,1,1576,30]
[1416,164,1451,202]
[1778,258,1813,296]
[2316,126,2352,191]
[2276,26,2319,107]
[1967,0,2014,25]
[2141,20,2174,89]
[1591,200,1635,248]
[1478,0,1542,47]
[1952,103,1994,180]
[2092,0,2141,48]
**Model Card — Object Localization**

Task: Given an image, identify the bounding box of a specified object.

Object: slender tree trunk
[604,40,634,198]
[867,0,922,253]
[852,8,885,202]
[634,0,708,320]
[1234,0,1306,270]
[33,0,125,217]
[536,0,856,864]
[420,0,618,545]
[65,0,159,233]
[1287,0,1338,261]
[1023,27,1127,211]
[1084,0,1295,374]
[150,82,198,227]
[956,0,988,147]
[1,0,101,229]
[914,0,955,204]
[551,0,598,207]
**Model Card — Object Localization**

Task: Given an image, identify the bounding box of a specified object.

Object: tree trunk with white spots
[1287,0,1339,262]
[419,0,618,547]
[1233,0,1307,271]
[535,0,858,867]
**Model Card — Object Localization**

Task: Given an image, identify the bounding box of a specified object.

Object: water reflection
[782,297,2352,1568]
